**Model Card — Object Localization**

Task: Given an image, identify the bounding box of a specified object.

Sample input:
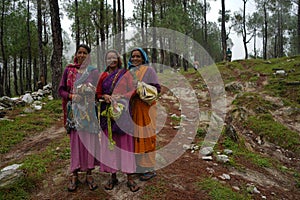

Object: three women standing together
[59,45,160,193]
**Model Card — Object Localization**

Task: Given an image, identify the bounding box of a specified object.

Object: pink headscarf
[66,57,80,92]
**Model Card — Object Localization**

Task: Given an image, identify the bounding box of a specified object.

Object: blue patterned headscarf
[127,47,149,69]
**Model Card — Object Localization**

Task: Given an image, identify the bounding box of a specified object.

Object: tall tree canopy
[0,0,299,97]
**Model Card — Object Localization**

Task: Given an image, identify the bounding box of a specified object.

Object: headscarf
[66,57,80,92]
[127,47,149,69]
[66,53,91,92]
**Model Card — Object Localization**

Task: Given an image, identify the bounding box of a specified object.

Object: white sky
[61,0,259,61]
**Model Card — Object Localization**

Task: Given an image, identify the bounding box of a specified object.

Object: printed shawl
[66,57,80,92]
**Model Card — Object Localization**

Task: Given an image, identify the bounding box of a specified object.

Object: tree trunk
[145,0,148,47]
[151,0,157,66]
[7,62,11,96]
[33,58,38,91]
[100,0,105,71]
[75,0,80,48]
[263,2,267,60]
[43,11,48,85]
[96,29,100,70]
[37,0,44,87]
[159,1,164,73]
[113,0,117,37]
[254,28,257,58]
[0,0,6,96]
[298,0,300,54]
[183,0,188,71]
[105,0,109,49]
[122,0,126,67]
[49,0,63,99]
[278,4,283,57]
[242,0,248,59]
[13,56,19,96]
[26,0,32,92]
[117,0,121,51]
[203,0,208,51]
[141,0,145,44]
[19,53,24,95]
[221,0,227,61]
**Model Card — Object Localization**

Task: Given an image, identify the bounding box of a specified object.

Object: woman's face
[76,47,89,65]
[106,52,119,69]
[131,50,144,67]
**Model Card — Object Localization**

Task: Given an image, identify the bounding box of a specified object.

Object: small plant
[292,172,300,188]
[170,115,181,125]
[244,152,271,168]
[196,128,206,138]
[197,178,251,200]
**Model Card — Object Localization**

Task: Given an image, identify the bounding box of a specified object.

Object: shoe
[104,178,118,190]
[86,175,98,191]
[127,180,140,192]
[68,175,79,192]
[139,171,157,181]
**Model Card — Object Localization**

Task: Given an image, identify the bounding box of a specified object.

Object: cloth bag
[101,102,125,149]
[65,101,76,134]
[136,81,158,105]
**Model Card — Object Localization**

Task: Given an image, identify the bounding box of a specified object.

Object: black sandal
[139,171,157,181]
[68,175,79,192]
[104,178,118,190]
[127,180,140,192]
[86,175,98,191]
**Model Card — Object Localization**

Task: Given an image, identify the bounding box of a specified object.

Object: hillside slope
[0,57,300,200]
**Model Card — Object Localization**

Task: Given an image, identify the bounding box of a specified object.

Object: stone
[0,164,24,187]
[200,147,214,156]
[216,154,229,163]
[202,156,213,161]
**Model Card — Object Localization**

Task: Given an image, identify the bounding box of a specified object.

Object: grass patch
[0,134,69,199]
[21,137,69,177]
[0,99,62,154]
[232,92,300,153]
[141,179,168,200]
[221,136,272,168]
[232,92,278,111]
[245,114,300,153]
[197,178,251,200]
[217,56,300,105]
[0,177,36,200]
[244,152,271,168]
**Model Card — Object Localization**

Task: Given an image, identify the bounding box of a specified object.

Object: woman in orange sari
[128,48,161,181]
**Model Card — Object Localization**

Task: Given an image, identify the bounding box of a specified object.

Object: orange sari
[132,65,157,167]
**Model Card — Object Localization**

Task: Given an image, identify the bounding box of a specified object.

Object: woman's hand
[70,94,82,102]
[111,94,124,101]
[103,94,112,103]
